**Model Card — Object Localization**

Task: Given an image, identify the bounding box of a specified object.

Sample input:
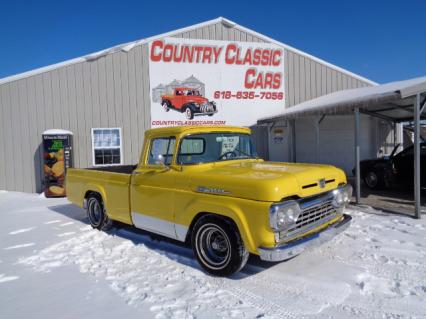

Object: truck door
[130,137,178,239]
[174,89,184,109]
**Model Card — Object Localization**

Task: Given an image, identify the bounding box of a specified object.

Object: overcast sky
[0,0,425,83]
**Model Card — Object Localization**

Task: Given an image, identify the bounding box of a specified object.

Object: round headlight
[342,191,349,203]
[270,201,301,231]
[332,191,344,208]
[276,210,286,228]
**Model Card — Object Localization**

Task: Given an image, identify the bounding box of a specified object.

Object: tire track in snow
[0,274,19,283]
[4,243,35,250]
[9,227,36,235]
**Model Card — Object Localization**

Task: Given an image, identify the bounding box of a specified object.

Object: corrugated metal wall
[0,45,151,193]
[0,21,371,193]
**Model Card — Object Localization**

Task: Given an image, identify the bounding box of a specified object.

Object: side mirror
[154,154,166,166]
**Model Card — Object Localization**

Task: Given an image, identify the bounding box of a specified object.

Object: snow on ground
[0,191,426,319]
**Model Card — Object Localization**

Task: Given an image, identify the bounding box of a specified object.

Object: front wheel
[364,171,383,189]
[185,107,194,120]
[191,215,249,276]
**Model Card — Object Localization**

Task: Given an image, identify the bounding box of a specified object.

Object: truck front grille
[280,196,338,242]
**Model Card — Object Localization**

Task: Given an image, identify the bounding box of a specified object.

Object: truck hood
[187,160,346,202]
[187,96,208,104]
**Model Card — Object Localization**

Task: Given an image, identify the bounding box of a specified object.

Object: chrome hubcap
[89,199,102,225]
[196,225,230,269]
[186,109,192,119]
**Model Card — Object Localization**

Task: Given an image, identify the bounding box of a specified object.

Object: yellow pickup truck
[67,126,352,276]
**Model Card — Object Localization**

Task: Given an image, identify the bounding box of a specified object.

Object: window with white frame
[92,128,122,166]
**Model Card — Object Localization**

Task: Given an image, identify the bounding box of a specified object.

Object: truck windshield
[178,133,258,165]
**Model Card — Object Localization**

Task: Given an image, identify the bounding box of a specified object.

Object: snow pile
[1,191,426,318]
[20,228,264,319]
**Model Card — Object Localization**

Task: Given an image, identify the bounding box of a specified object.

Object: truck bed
[66,166,135,224]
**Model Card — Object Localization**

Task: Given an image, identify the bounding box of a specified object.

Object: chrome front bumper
[194,110,218,116]
[258,214,352,262]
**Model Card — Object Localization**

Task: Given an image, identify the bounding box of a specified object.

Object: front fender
[174,194,274,254]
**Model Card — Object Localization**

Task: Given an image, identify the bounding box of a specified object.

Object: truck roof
[145,126,251,137]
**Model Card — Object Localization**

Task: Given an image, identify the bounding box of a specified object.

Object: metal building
[0,17,377,193]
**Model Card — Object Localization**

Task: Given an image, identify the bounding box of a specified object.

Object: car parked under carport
[357,142,426,190]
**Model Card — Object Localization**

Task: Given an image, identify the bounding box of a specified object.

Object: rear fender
[84,184,108,211]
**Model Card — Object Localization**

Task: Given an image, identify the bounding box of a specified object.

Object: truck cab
[67,126,352,276]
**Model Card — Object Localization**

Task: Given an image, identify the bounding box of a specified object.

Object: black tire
[184,106,194,120]
[208,103,216,116]
[364,171,384,189]
[86,193,114,231]
[162,100,170,112]
[191,215,249,276]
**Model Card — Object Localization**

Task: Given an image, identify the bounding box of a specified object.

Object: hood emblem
[196,186,230,195]
[318,179,326,188]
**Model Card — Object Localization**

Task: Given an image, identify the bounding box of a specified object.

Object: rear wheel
[191,215,248,276]
[86,194,113,230]
[162,101,170,112]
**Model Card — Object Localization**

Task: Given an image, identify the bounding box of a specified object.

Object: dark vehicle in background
[355,142,426,190]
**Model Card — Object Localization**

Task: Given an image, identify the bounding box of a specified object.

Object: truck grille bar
[279,192,338,242]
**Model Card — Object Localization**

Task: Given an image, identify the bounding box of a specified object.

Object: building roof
[0,17,376,86]
[184,75,203,83]
[258,76,426,123]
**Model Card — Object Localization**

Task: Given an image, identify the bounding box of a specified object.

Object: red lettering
[225,44,237,64]
[162,44,174,62]
[150,40,163,62]
[273,73,282,89]
[212,46,222,63]
[264,73,273,88]
[244,68,256,89]
[272,50,282,66]
[202,47,212,63]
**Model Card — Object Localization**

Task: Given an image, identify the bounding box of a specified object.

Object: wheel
[185,107,194,120]
[86,194,113,230]
[208,104,216,116]
[162,101,170,112]
[364,171,383,189]
[191,215,249,276]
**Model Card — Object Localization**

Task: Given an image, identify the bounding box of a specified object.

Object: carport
[258,76,426,218]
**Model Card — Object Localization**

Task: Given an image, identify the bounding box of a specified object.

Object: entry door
[130,137,177,239]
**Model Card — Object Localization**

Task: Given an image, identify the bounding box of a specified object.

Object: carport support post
[414,94,421,219]
[354,108,361,204]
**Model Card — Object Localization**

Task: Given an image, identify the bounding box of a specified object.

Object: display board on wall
[149,37,285,127]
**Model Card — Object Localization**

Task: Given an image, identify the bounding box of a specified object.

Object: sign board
[149,37,285,127]
[272,127,285,144]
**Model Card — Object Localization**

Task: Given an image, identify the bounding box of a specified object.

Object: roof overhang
[258,76,426,124]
